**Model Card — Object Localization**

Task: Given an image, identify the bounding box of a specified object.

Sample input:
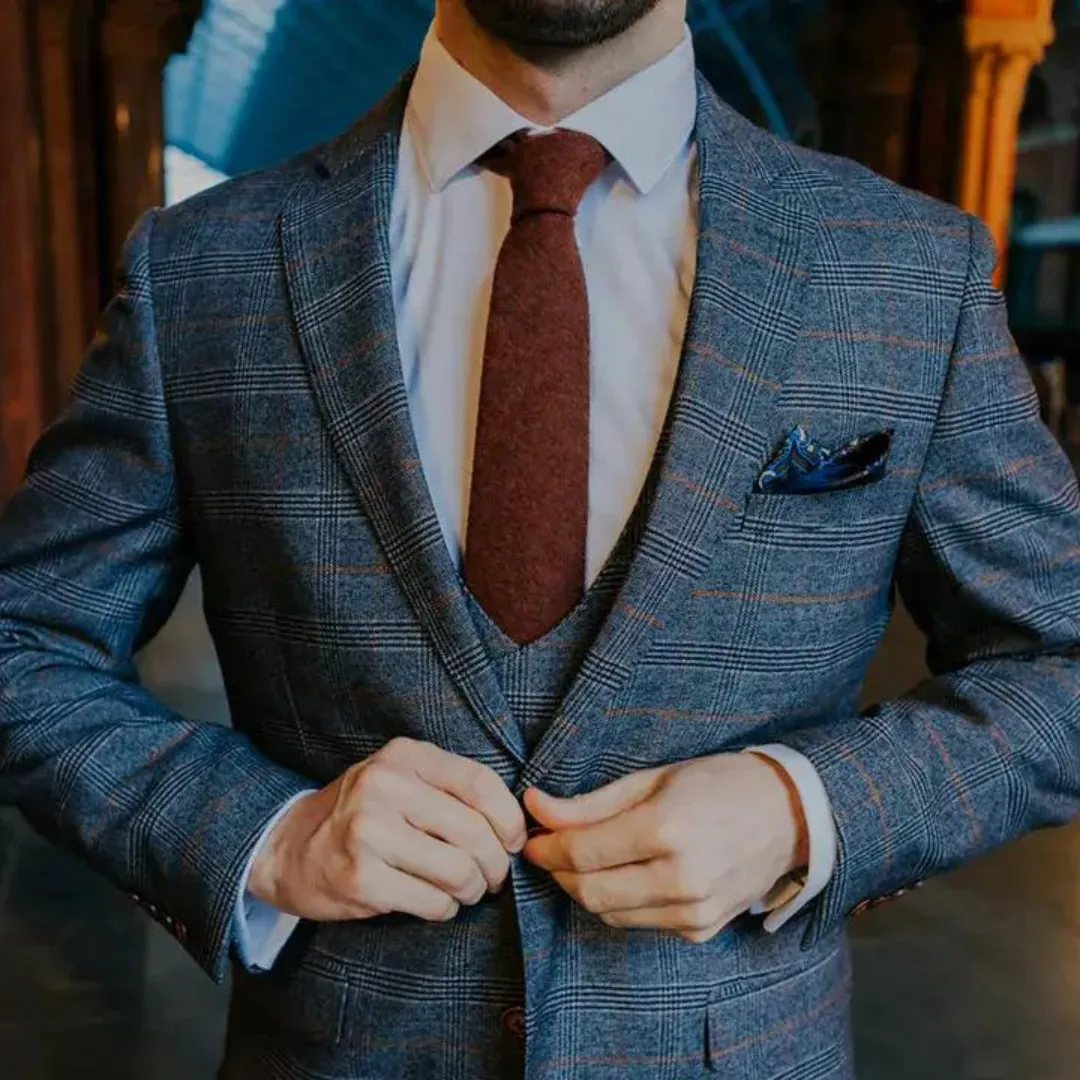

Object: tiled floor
[2,586,1080,1078]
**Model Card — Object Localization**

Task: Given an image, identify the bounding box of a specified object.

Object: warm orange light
[958,0,1056,282]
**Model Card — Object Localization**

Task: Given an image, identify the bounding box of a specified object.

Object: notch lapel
[524,80,821,790]
[281,83,525,764]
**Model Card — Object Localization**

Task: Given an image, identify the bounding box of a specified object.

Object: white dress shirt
[234,26,837,971]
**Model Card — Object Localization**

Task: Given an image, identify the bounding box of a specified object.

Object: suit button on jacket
[502,1006,526,1039]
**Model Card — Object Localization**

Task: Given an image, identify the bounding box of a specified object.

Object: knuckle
[670,860,710,902]
[478,850,510,891]
[564,840,592,873]
[445,860,479,896]
[650,817,686,856]
[685,901,720,931]
[459,812,494,850]
[489,847,511,878]
[577,881,610,913]
[342,863,374,908]
[342,811,372,850]
[378,736,416,764]
[462,764,500,807]
[436,896,460,921]
[680,928,713,944]
[466,761,515,814]
[355,761,391,795]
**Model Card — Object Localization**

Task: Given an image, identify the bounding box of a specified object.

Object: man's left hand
[522,752,805,943]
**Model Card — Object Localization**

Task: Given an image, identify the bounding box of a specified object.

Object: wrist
[746,751,810,875]
[248,790,317,908]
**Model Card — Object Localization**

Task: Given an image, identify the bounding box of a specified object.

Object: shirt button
[501,1006,526,1039]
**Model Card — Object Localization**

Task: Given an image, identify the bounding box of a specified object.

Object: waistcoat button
[502,1005,526,1039]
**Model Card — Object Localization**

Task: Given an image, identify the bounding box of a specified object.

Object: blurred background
[2,1,1080,1077]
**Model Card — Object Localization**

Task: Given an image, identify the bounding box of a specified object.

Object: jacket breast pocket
[737,478,910,571]
[741,476,902,528]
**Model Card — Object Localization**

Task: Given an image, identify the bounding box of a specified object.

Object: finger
[551,863,685,914]
[407,743,527,852]
[524,769,663,830]
[523,800,673,873]
[374,817,488,905]
[361,859,462,923]
[597,898,729,934]
[679,919,734,944]
[402,784,512,892]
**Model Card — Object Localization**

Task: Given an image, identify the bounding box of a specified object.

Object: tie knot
[483,130,610,220]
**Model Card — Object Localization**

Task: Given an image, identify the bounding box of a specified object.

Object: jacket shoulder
[150,79,407,260]
[769,137,979,270]
[149,145,324,261]
[699,86,980,272]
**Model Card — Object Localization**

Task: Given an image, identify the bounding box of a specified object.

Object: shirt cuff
[743,744,838,933]
[233,790,314,972]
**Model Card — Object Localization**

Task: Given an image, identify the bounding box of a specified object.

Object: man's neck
[433,1,687,126]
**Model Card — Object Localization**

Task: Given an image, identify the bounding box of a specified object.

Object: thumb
[525,768,664,829]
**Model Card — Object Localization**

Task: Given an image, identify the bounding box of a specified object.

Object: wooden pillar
[0,0,48,496]
[958,0,1055,278]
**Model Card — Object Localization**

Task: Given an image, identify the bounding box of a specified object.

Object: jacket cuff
[778,722,929,950]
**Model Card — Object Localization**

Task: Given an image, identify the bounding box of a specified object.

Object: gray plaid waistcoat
[467,487,650,751]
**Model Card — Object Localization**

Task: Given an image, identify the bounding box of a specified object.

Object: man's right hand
[247,737,527,923]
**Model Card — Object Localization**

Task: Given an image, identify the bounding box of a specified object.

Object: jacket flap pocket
[233,957,350,1046]
[704,940,852,1075]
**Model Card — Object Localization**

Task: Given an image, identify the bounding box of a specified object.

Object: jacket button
[502,1006,526,1039]
[851,882,923,917]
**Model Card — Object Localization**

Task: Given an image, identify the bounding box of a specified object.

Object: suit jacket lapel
[281,79,526,764]
[524,78,821,790]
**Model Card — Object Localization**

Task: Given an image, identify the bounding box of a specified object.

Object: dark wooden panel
[0,0,47,499]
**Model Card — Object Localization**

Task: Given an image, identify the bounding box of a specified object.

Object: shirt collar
[405,25,698,196]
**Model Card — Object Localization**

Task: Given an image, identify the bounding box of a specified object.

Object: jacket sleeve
[784,214,1080,949]
[0,210,312,982]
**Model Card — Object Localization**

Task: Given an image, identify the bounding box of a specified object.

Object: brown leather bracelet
[747,750,811,872]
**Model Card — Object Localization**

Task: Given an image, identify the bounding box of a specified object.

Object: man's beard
[463,0,662,48]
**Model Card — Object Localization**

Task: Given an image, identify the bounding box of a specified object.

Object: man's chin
[463,0,661,49]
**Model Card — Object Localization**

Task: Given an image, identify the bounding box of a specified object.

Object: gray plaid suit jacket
[3,73,1080,1079]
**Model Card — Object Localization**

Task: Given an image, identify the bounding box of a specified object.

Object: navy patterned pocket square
[756,426,893,495]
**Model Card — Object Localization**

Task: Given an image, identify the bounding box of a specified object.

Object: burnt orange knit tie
[464,131,610,645]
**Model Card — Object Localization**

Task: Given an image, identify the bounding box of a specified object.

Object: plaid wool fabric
[2,74,1080,1079]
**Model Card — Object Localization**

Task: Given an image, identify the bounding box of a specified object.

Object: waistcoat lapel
[523,78,822,790]
[281,78,525,764]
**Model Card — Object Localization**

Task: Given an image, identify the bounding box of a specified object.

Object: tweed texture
[2,73,1080,1079]
[465,131,609,643]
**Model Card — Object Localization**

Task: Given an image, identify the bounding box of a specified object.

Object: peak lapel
[281,82,525,764]
[524,80,821,789]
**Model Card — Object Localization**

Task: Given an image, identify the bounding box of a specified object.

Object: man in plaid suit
[2,1,1080,1077]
